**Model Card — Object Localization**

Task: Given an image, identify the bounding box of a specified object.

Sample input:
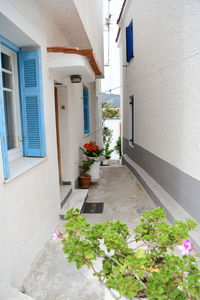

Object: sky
[101,0,124,95]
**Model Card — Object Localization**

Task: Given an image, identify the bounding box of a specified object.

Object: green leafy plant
[114,136,121,158]
[102,102,120,126]
[79,159,94,176]
[104,142,113,159]
[55,208,200,299]
[102,127,113,160]
[103,126,113,144]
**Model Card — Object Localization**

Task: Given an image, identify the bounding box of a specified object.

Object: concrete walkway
[23,164,155,300]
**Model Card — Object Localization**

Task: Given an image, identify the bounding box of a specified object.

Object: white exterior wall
[73,0,104,72]
[0,0,70,46]
[0,0,103,288]
[119,0,200,181]
[57,80,101,187]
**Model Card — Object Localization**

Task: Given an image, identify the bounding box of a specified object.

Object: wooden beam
[47,47,102,76]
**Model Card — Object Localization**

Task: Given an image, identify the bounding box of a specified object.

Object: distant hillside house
[101,93,120,107]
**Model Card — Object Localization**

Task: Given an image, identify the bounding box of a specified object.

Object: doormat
[82,202,104,214]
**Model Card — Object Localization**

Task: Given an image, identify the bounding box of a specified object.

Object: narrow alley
[1,0,200,298]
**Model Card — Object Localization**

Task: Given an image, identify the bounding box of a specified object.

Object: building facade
[117,0,200,242]
[0,0,103,291]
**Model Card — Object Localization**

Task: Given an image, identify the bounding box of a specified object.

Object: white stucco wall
[119,0,200,181]
[60,80,101,186]
[0,0,66,287]
[0,0,70,47]
[0,0,102,288]
[73,0,104,73]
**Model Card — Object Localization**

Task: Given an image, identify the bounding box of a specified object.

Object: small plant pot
[79,175,91,189]
[88,157,101,182]
[102,159,109,166]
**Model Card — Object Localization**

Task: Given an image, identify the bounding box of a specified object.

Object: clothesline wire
[101,85,123,94]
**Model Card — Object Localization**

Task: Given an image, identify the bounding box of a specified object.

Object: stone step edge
[123,154,200,251]
[59,189,88,219]
[60,186,72,208]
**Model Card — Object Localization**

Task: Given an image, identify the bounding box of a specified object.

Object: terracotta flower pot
[79,175,91,189]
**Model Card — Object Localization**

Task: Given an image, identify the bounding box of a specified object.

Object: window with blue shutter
[19,50,46,157]
[83,87,90,135]
[126,22,134,63]
[0,36,46,180]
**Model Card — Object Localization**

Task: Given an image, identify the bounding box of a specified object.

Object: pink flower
[53,230,62,240]
[179,239,193,255]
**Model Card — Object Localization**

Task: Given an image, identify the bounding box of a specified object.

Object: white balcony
[47,52,95,83]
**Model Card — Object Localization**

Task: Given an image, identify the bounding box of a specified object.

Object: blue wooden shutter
[19,50,46,157]
[0,56,9,179]
[83,88,90,134]
[126,22,134,63]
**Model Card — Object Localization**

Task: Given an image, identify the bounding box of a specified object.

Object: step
[60,185,72,208]
[59,189,88,219]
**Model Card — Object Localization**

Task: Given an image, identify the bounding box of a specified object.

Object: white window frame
[1,45,23,161]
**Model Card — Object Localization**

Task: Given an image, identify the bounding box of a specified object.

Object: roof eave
[47,47,103,77]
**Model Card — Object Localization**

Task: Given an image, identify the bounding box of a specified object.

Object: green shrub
[114,136,121,158]
[54,208,200,299]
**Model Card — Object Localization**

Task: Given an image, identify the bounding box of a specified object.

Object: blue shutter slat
[24,60,37,87]
[126,22,134,63]
[19,50,46,157]
[83,88,90,134]
[0,51,9,179]
[26,96,40,150]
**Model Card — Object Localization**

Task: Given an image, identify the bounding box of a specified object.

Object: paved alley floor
[23,164,156,300]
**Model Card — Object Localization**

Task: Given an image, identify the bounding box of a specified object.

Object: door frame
[54,86,62,182]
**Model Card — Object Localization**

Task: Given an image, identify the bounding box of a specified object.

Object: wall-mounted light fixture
[70,75,82,83]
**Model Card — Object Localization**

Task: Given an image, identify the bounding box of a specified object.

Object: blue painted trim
[18,49,46,157]
[0,35,19,53]
[126,22,134,63]
[37,50,46,157]
[83,87,90,135]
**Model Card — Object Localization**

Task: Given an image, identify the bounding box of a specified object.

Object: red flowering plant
[80,141,103,158]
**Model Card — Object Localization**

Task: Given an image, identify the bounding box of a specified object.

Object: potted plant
[79,159,94,189]
[80,142,103,182]
[114,136,122,159]
[103,142,113,166]
[102,127,113,166]
[54,208,200,299]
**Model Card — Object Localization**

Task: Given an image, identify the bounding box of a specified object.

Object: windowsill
[84,128,101,138]
[4,156,48,184]
[84,132,91,137]
[126,57,134,65]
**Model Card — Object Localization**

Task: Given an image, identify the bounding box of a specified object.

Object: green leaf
[134,249,146,259]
